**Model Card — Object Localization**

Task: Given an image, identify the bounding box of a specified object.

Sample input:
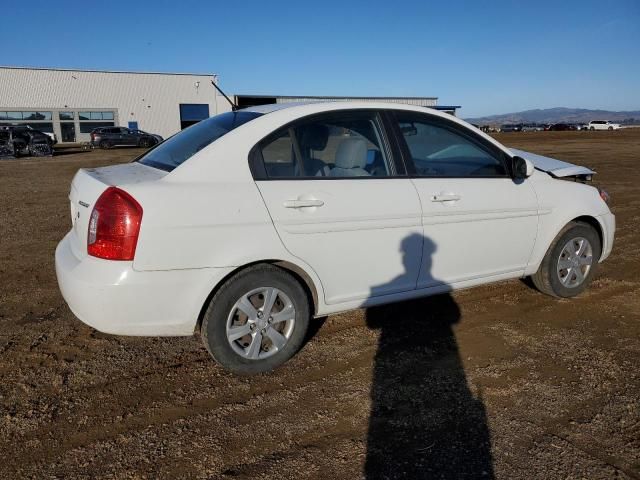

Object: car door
[106,127,122,145]
[121,128,138,145]
[254,110,423,305]
[390,110,539,289]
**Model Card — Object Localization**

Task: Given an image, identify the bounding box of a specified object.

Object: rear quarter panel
[130,178,287,271]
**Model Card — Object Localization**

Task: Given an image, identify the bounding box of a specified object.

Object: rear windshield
[138,111,262,171]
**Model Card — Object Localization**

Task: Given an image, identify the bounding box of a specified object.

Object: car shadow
[364,234,494,479]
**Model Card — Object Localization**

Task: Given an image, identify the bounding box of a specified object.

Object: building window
[78,111,114,120]
[179,104,210,130]
[59,111,74,120]
[0,111,52,121]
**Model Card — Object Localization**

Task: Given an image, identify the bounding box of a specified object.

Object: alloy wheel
[556,237,593,288]
[226,287,296,360]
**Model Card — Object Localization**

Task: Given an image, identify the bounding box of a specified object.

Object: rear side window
[395,112,507,177]
[261,129,297,177]
[256,111,392,179]
[138,111,262,171]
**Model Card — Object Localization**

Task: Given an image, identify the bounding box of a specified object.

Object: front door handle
[431,193,461,202]
[283,199,325,208]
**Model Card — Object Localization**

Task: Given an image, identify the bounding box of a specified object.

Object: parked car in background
[0,123,57,143]
[521,124,544,132]
[131,129,164,145]
[90,127,163,149]
[574,124,589,131]
[55,101,615,374]
[548,123,577,131]
[589,120,621,131]
[500,124,522,132]
[0,125,54,157]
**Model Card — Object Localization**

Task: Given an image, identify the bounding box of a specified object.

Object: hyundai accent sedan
[55,102,615,374]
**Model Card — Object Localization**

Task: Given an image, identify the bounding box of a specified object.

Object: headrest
[297,124,329,150]
[335,138,368,169]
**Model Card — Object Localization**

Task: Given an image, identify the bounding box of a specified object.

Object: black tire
[100,140,113,149]
[201,264,310,375]
[530,222,601,298]
[608,126,613,131]
[138,138,150,148]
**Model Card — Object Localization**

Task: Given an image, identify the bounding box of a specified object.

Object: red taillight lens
[87,187,143,260]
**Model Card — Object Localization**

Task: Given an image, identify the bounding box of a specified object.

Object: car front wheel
[201,264,310,375]
[531,222,601,298]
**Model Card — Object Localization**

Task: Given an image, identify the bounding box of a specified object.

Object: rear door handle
[431,193,461,202]
[283,199,325,208]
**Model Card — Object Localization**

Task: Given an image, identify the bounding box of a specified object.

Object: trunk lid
[68,162,167,260]
[510,148,595,178]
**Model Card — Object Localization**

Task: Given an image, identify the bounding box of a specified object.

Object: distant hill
[465,107,640,125]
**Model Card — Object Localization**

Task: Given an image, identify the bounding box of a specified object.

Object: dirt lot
[1,131,639,479]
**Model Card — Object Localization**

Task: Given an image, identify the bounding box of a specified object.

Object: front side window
[395,112,506,177]
[26,122,54,133]
[258,111,392,179]
[138,110,262,171]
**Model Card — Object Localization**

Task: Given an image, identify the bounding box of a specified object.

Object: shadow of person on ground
[365,234,494,479]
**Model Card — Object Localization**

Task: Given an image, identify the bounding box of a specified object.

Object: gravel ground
[1,131,639,479]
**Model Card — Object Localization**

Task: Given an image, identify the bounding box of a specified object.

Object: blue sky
[5,0,639,117]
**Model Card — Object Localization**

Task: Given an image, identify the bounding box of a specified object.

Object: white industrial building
[0,66,228,143]
[0,66,459,144]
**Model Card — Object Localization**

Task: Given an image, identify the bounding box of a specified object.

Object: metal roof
[243,101,457,115]
[0,65,217,78]
[237,94,438,101]
[244,102,311,114]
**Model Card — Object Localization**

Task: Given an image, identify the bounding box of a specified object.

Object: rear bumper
[55,233,233,336]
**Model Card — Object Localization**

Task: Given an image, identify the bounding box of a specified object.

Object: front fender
[525,174,612,275]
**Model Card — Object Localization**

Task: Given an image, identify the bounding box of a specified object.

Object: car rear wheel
[201,264,310,375]
[531,222,601,298]
[100,140,113,149]
[138,138,151,148]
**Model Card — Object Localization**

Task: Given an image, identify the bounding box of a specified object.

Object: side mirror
[512,156,534,179]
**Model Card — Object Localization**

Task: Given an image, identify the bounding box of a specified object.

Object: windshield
[138,111,263,171]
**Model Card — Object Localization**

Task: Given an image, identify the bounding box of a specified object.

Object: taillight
[87,187,143,260]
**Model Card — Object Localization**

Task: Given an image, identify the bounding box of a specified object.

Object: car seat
[329,138,370,177]
[296,124,331,176]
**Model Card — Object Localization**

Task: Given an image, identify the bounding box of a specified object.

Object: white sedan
[55,102,615,374]
[589,120,621,131]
